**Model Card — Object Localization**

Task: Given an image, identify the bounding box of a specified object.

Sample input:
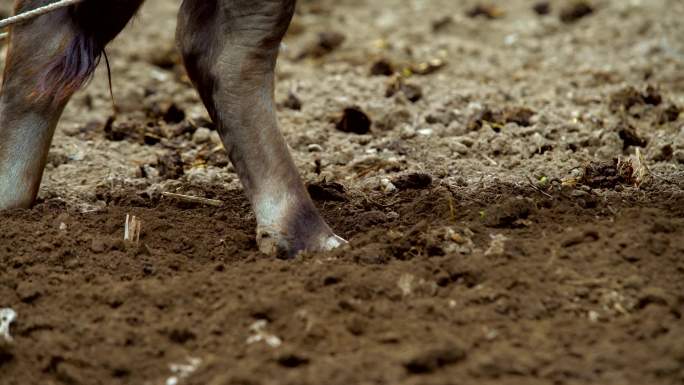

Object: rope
[0,0,85,30]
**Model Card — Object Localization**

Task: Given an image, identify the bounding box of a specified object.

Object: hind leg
[177,0,345,257]
[0,0,143,209]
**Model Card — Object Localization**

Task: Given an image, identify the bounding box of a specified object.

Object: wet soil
[1,0,684,384]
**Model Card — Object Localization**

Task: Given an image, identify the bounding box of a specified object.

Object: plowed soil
[1,1,683,385]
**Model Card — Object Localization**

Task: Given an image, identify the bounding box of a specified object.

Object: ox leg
[177,0,345,257]
[0,0,142,209]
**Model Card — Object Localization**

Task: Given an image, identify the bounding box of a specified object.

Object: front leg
[177,0,344,257]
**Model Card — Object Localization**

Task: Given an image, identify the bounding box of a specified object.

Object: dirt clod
[370,59,395,76]
[386,77,423,103]
[307,181,347,202]
[560,1,594,23]
[392,173,433,190]
[533,2,551,16]
[610,85,662,112]
[283,91,303,111]
[336,107,372,135]
[298,31,346,59]
[466,4,505,19]
[617,123,648,150]
[579,158,637,189]
[156,151,185,180]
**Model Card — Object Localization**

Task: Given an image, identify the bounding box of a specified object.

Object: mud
[1,0,684,384]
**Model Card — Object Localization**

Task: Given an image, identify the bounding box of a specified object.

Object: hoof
[256,226,347,258]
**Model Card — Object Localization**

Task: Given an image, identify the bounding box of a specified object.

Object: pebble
[400,125,417,139]
[192,127,212,144]
[209,131,222,146]
[380,178,398,193]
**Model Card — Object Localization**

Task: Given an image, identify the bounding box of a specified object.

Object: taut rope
[0,0,85,34]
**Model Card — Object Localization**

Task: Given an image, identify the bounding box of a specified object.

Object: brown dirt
[1,1,684,384]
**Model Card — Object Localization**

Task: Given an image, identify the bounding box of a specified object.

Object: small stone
[192,127,212,144]
[209,131,222,146]
[0,308,17,343]
[400,125,417,139]
[588,310,600,322]
[380,178,398,193]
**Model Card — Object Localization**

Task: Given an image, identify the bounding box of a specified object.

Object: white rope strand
[0,0,85,30]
